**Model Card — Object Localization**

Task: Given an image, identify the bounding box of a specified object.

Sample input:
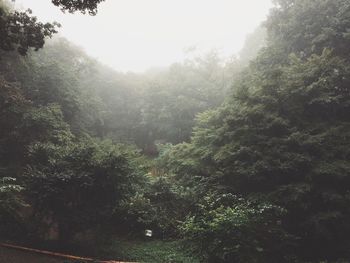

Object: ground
[0,239,200,263]
[0,246,65,263]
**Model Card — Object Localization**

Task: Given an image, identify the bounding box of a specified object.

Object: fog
[14,0,272,72]
[2,1,348,261]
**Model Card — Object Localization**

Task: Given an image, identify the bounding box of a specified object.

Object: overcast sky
[14,0,273,72]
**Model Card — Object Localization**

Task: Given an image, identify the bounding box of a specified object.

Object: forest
[0,0,350,262]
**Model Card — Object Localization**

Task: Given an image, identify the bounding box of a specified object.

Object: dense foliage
[1,0,350,262]
[26,135,146,241]
[51,0,105,14]
[182,194,291,263]
[83,50,237,152]
[0,0,106,56]
[156,0,350,262]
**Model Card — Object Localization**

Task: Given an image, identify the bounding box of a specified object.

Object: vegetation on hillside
[1,0,350,262]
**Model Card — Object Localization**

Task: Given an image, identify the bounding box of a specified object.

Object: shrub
[181,193,294,263]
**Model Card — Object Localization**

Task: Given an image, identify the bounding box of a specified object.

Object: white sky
[14,0,273,72]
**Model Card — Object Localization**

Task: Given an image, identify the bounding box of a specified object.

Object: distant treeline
[1,0,350,263]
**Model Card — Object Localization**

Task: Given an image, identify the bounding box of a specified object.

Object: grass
[0,238,200,263]
[99,238,200,263]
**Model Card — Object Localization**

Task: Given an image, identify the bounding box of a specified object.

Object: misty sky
[14,0,273,72]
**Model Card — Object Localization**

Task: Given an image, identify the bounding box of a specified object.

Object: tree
[0,0,107,56]
[161,0,350,261]
[239,26,267,66]
[139,51,232,150]
[0,3,59,56]
[0,177,24,238]
[25,132,145,242]
[0,37,104,134]
[51,0,105,14]
[267,0,350,58]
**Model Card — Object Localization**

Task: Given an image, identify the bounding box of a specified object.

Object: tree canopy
[1,0,350,262]
[51,0,105,14]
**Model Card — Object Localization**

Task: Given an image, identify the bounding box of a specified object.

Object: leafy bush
[181,194,294,263]
[117,174,193,237]
[0,177,25,238]
[25,135,146,242]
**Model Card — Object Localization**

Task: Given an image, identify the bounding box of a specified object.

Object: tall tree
[162,0,350,261]
[0,1,59,56]
[0,0,106,55]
